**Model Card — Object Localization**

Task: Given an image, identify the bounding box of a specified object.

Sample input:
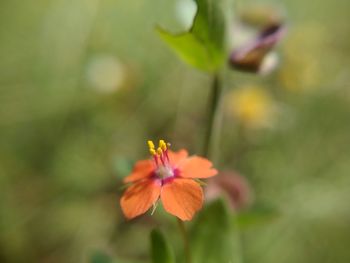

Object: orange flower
[120,140,218,221]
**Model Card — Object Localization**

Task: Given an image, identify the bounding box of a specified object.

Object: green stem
[177,218,192,263]
[203,73,224,161]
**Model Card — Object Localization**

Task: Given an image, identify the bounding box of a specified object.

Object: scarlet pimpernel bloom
[120,140,218,221]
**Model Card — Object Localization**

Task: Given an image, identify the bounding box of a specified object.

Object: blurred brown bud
[205,171,254,211]
[229,23,286,74]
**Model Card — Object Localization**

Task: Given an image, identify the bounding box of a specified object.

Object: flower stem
[203,73,224,161]
[177,218,192,263]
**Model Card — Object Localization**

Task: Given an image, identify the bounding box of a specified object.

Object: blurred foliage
[190,199,238,263]
[150,229,175,263]
[90,251,113,263]
[236,203,279,228]
[1,0,350,262]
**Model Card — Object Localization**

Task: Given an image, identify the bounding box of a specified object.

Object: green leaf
[236,204,279,228]
[150,229,175,263]
[157,29,214,71]
[190,199,238,263]
[157,0,226,72]
[191,0,226,61]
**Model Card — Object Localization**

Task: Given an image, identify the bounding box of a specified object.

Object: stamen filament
[159,154,166,166]
[164,149,170,162]
[153,155,159,167]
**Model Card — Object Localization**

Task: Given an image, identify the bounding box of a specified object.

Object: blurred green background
[1,0,350,262]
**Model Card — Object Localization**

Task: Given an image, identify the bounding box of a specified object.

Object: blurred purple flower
[205,171,254,211]
[229,23,286,74]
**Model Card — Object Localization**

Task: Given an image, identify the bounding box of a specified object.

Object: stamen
[164,148,170,162]
[157,147,166,165]
[147,140,155,150]
[148,140,156,154]
[148,140,159,167]
[159,139,167,151]
[165,142,170,162]
[159,139,170,162]
[147,139,172,169]
[153,154,159,166]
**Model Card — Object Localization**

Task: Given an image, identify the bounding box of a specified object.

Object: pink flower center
[156,166,174,179]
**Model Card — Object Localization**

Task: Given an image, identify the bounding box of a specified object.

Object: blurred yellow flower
[226,86,275,129]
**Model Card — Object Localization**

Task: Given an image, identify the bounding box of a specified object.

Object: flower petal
[120,179,161,219]
[179,156,218,178]
[123,159,155,183]
[161,178,203,221]
[168,149,188,167]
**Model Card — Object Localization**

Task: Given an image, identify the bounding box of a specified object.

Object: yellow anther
[147,140,155,150]
[159,139,167,151]
[157,147,163,155]
[149,148,157,155]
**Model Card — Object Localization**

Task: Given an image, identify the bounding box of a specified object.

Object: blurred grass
[0,0,350,262]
